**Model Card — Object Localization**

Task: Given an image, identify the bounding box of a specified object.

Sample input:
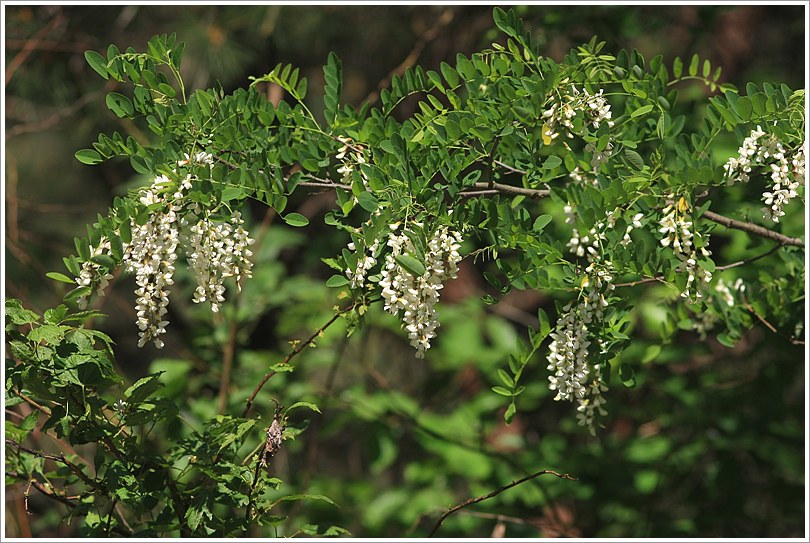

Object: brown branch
[742,299,804,346]
[364,8,455,106]
[10,390,51,416]
[701,210,804,248]
[5,12,66,85]
[613,245,786,288]
[5,91,100,141]
[428,470,578,537]
[6,470,77,509]
[241,299,379,419]
[5,438,107,495]
[470,181,550,199]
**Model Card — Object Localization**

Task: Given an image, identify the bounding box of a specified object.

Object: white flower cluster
[378,223,462,358]
[335,136,369,189]
[345,238,380,289]
[584,140,614,170]
[564,204,643,258]
[688,278,745,339]
[723,126,806,223]
[762,141,805,222]
[714,277,745,308]
[658,199,712,301]
[568,165,598,187]
[75,240,115,310]
[575,363,609,436]
[543,85,615,141]
[546,269,612,435]
[543,85,615,171]
[125,174,187,348]
[183,211,255,313]
[550,204,622,434]
[71,151,256,349]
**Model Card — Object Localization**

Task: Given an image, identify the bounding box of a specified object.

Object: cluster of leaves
[5,298,341,537]
[6,7,805,537]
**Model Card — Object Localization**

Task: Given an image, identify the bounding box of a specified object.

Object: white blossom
[723,128,805,222]
[184,211,255,313]
[378,223,462,358]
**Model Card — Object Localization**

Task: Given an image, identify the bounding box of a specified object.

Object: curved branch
[427,469,578,537]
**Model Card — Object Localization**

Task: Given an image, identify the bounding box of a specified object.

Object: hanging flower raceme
[658,197,712,301]
[723,126,806,222]
[70,151,255,348]
[376,223,463,358]
[184,211,255,313]
[550,203,624,434]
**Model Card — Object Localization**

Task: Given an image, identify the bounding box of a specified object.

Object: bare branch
[701,210,804,248]
[241,299,380,419]
[428,469,577,537]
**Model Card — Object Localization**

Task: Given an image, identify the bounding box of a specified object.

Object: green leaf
[491,386,513,397]
[90,255,116,269]
[444,118,462,140]
[625,149,644,170]
[440,61,459,88]
[158,82,176,98]
[326,275,349,288]
[542,155,562,169]
[498,369,514,388]
[75,149,104,165]
[283,213,309,227]
[673,56,683,79]
[688,53,699,77]
[395,255,426,277]
[84,50,110,79]
[717,333,736,348]
[631,104,654,118]
[286,401,322,414]
[274,494,338,507]
[106,92,134,118]
[533,214,552,232]
[170,41,185,69]
[47,272,76,284]
[356,191,379,212]
[504,403,516,425]
[641,344,662,364]
[126,373,165,403]
[195,89,214,117]
[620,363,637,387]
[735,96,753,121]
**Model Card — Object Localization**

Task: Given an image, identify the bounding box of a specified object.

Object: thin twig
[613,244,788,288]
[427,470,577,537]
[363,8,455,106]
[5,438,107,495]
[241,299,380,419]
[741,297,804,345]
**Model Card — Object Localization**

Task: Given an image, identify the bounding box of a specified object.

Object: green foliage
[6,7,805,538]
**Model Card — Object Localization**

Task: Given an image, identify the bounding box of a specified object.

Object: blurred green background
[4,4,806,538]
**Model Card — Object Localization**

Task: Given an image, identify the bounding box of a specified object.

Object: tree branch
[241,299,380,419]
[428,469,577,537]
[701,210,804,248]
